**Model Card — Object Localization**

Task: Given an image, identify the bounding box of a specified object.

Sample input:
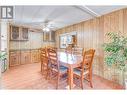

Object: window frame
[59,32,77,49]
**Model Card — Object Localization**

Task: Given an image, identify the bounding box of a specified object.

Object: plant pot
[125,79,127,89]
[0,60,1,89]
[124,71,127,89]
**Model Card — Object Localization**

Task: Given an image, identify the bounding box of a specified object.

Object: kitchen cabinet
[9,49,40,67]
[21,28,29,40]
[43,32,50,42]
[43,31,55,42]
[9,51,20,66]
[21,51,31,65]
[10,26,20,40]
[49,31,55,42]
[31,50,40,63]
[10,25,29,41]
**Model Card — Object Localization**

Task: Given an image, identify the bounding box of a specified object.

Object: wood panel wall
[55,8,127,85]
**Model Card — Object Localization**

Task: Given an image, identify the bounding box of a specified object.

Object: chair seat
[59,66,68,73]
[73,68,89,76]
[48,63,67,73]
[76,65,89,71]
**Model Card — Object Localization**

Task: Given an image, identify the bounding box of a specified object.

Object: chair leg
[45,65,48,79]
[56,73,60,89]
[49,69,52,80]
[46,67,51,80]
[46,70,48,80]
[89,74,93,88]
[41,62,43,72]
[67,69,69,85]
[81,77,84,89]
[42,64,44,75]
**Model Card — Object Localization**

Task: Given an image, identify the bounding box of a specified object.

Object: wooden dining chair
[47,48,68,89]
[73,49,95,89]
[40,48,49,77]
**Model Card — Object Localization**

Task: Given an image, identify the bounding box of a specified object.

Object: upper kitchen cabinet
[10,26,20,40]
[43,32,50,42]
[21,28,29,40]
[10,25,29,41]
[49,31,55,42]
[43,31,55,42]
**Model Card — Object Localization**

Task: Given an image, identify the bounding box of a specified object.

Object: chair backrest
[81,49,95,74]
[47,48,59,70]
[40,48,48,63]
[40,48,47,57]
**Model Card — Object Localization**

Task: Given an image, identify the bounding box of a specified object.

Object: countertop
[9,48,40,52]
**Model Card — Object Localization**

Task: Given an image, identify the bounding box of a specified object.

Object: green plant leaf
[103,32,127,71]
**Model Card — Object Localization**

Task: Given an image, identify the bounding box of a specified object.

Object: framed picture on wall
[43,32,49,42]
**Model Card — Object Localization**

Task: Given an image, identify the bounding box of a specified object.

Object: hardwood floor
[1,63,124,90]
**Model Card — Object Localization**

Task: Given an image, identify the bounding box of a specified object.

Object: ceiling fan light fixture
[43,27,50,32]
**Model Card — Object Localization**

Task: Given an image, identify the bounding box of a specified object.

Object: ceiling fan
[41,20,55,32]
[18,19,58,32]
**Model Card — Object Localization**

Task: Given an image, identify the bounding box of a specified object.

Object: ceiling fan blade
[24,21,44,24]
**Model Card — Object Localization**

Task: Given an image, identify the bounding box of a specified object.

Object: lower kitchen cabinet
[21,51,31,65]
[9,51,20,66]
[9,49,40,67]
[31,50,40,63]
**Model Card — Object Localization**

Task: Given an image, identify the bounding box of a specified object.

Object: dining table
[57,51,83,89]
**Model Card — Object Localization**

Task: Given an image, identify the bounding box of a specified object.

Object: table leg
[68,67,73,90]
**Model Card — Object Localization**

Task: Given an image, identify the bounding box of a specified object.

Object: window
[59,32,77,48]
[60,35,67,48]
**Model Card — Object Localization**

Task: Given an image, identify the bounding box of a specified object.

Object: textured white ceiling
[86,6,126,15]
[11,5,127,30]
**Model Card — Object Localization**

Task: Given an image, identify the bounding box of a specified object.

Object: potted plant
[0,52,7,73]
[0,52,6,60]
[103,32,127,88]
